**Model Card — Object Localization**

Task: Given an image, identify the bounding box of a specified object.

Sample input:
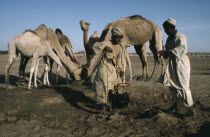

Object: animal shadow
[187,122,210,137]
[53,86,99,114]
[0,74,19,86]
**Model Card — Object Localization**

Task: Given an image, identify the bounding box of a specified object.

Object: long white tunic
[163,32,193,107]
[91,40,123,104]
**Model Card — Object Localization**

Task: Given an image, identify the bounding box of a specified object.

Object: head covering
[111,27,124,37]
[166,18,176,26]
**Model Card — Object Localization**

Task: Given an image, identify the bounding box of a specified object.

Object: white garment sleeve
[170,35,187,60]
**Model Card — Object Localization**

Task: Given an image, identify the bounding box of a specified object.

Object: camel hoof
[129,76,133,81]
[136,76,143,81]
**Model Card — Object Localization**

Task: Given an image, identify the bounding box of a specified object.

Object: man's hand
[119,69,124,77]
[116,68,124,77]
[81,66,90,79]
[104,46,113,53]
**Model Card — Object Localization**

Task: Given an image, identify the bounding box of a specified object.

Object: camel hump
[91,31,100,38]
[23,29,37,35]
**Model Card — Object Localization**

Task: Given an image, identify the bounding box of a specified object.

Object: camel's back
[34,25,48,40]
[47,28,61,49]
[103,15,156,46]
[12,32,44,56]
[59,35,72,48]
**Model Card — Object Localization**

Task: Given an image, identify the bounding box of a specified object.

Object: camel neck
[83,30,89,46]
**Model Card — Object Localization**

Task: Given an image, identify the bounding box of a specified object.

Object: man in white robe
[159,18,196,117]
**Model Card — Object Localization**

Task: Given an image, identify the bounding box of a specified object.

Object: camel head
[55,28,63,35]
[80,20,90,32]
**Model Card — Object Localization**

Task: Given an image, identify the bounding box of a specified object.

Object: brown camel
[55,28,79,64]
[36,26,81,81]
[5,30,67,90]
[79,20,100,63]
[86,15,164,80]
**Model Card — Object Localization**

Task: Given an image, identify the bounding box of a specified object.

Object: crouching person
[82,27,124,109]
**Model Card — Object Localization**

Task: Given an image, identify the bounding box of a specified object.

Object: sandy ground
[0,54,210,137]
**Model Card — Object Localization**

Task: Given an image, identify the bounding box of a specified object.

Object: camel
[86,15,164,80]
[80,20,132,82]
[5,30,67,90]
[55,28,79,65]
[17,25,82,88]
[79,20,100,64]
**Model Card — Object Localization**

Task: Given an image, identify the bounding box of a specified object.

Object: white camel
[18,25,82,88]
[5,30,67,90]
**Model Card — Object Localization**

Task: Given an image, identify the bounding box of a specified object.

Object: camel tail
[148,60,158,80]
[5,41,19,90]
[46,49,67,75]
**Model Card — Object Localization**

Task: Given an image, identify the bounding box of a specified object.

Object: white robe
[91,40,123,104]
[163,32,193,107]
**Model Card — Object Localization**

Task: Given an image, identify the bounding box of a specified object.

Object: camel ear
[87,23,90,26]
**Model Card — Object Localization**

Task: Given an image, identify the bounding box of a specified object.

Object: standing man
[83,27,124,108]
[159,18,196,117]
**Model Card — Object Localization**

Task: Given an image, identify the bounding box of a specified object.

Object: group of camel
[5,15,165,90]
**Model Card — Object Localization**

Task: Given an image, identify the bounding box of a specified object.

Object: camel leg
[121,47,127,83]
[28,55,38,90]
[148,26,164,80]
[49,58,54,82]
[55,64,60,85]
[66,73,70,84]
[54,63,70,85]
[18,55,25,85]
[5,42,19,90]
[46,57,50,86]
[19,56,30,86]
[33,57,40,88]
[43,56,50,86]
[5,55,18,90]
[148,40,158,80]
[134,44,148,80]
[141,44,149,80]
[22,56,30,84]
[47,49,68,78]
[125,48,132,81]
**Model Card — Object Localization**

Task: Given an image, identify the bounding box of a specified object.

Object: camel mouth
[81,26,86,31]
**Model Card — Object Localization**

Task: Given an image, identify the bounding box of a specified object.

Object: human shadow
[53,86,99,114]
[187,122,210,137]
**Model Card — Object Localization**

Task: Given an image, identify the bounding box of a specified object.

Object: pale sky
[0,0,210,53]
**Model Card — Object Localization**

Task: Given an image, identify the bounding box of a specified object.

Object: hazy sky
[0,0,210,53]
